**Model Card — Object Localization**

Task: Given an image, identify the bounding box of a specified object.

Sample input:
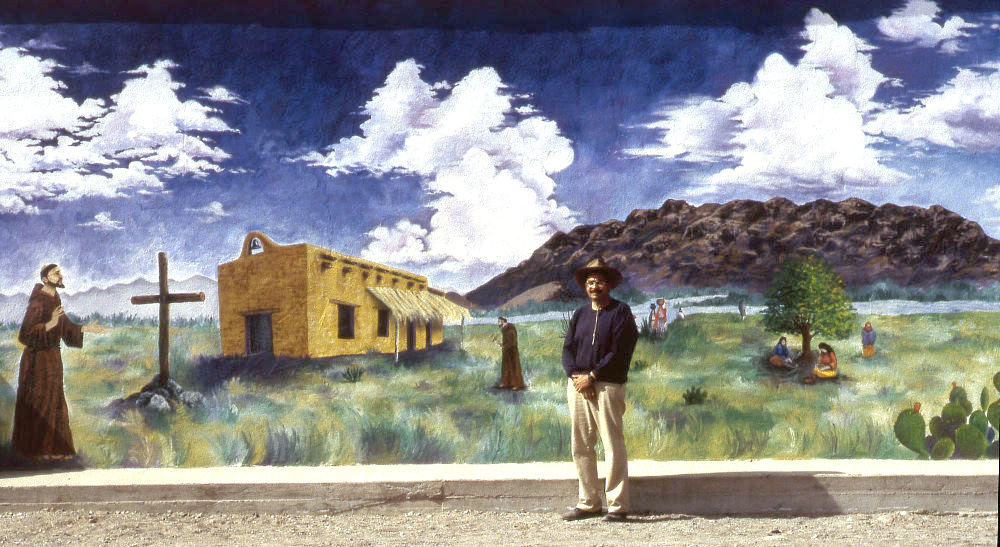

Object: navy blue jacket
[561,298,638,384]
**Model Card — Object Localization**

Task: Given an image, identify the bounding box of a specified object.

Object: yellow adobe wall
[218,233,310,357]
[219,232,448,358]
[303,244,440,357]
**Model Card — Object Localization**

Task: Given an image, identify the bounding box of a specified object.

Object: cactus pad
[987,401,1000,431]
[929,416,950,440]
[941,402,968,427]
[955,424,987,459]
[930,437,955,460]
[969,410,989,436]
[894,408,928,457]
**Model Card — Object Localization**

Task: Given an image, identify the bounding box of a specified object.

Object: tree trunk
[798,324,814,363]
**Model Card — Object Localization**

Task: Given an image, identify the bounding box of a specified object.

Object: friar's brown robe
[11,283,83,459]
[499,323,526,389]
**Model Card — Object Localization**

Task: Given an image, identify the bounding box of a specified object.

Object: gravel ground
[0,509,995,546]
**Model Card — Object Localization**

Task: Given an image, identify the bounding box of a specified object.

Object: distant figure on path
[861,321,876,358]
[811,342,838,380]
[652,298,668,333]
[738,299,746,321]
[11,264,105,462]
[561,257,638,523]
[495,317,526,390]
[676,307,685,321]
[646,303,656,331]
[768,336,794,369]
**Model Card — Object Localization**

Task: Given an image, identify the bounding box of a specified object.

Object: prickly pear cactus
[931,437,955,460]
[928,417,949,440]
[955,424,987,459]
[994,371,1000,393]
[981,387,990,412]
[949,383,967,403]
[986,441,1000,459]
[941,401,968,427]
[969,410,989,436]
[987,401,1000,431]
[894,404,928,458]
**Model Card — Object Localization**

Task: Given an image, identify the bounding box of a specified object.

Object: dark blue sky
[2,1,999,293]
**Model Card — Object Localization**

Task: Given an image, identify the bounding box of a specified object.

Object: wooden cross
[131,252,205,386]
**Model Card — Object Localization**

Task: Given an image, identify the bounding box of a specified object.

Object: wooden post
[394,317,400,363]
[460,316,465,350]
[131,252,206,386]
[158,252,169,385]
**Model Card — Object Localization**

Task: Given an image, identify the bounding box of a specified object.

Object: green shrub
[682,386,707,405]
[342,366,364,383]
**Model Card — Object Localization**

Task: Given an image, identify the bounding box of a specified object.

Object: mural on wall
[1,1,999,468]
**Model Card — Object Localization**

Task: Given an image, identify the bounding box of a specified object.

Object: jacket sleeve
[593,307,638,379]
[561,310,580,377]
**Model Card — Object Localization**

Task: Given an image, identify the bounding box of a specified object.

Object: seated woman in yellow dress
[813,342,838,379]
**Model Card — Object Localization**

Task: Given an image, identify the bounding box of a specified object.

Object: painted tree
[762,255,854,362]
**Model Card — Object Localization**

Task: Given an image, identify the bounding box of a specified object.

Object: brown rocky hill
[465,197,1000,308]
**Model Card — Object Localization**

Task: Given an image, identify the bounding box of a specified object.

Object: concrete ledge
[1,460,996,515]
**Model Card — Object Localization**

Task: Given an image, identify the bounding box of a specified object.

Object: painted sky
[2,1,1000,294]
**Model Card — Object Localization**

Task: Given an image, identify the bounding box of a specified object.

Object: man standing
[495,317,526,390]
[561,257,638,522]
[11,264,105,463]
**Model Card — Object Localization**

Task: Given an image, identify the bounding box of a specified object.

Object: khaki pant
[567,379,629,514]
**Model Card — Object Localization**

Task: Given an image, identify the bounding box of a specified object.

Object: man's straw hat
[573,256,623,289]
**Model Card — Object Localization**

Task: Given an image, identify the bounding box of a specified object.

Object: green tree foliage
[762,255,854,360]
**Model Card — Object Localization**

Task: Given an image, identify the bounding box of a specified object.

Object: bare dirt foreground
[0,509,996,546]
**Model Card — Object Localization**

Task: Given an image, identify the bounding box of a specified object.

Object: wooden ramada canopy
[367,287,470,323]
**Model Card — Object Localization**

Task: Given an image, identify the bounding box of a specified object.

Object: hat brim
[574,266,623,289]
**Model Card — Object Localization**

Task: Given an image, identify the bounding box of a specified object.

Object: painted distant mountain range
[3,197,998,319]
[465,198,1000,308]
[0,276,218,325]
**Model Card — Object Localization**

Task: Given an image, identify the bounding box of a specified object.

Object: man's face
[585,274,609,302]
[45,267,65,289]
[498,319,505,327]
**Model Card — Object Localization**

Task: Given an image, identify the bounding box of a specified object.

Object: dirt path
[0,509,995,546]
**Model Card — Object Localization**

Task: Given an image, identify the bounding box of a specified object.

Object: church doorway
[245,313,273,354]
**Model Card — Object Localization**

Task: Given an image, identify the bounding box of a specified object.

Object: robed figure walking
[496,317,526,390]
[11,264,104,461]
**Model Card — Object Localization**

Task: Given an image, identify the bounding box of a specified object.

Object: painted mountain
[465,198,1000,308]
[0,276,218,325]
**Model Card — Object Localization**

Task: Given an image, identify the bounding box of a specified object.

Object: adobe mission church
[217,232,470,358]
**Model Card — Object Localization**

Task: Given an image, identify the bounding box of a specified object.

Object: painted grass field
[1,312,998,467]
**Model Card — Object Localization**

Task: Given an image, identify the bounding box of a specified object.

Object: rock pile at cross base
[464,197,1000,308]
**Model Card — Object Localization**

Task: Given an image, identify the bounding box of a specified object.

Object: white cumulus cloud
[186,200,230,223]
[23,36,64,51]
[67,62,107,75]
[198,86,248,104]
[79,212,124,231]
[626,9,907,200]
[0,50,239,215]
[296,59,576,289]
[868,64,1000,152]
[877,0,976,51]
